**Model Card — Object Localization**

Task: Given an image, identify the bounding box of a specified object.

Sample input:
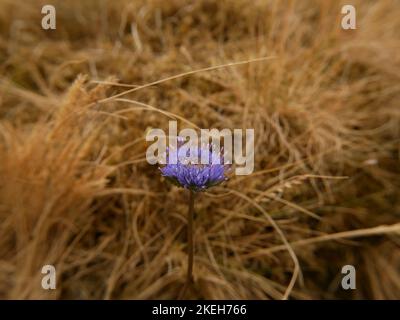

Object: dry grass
[0,0,399,299]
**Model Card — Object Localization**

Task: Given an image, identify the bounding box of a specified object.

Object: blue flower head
[160,138,230,192]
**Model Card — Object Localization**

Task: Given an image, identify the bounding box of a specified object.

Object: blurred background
[0,0,399,299]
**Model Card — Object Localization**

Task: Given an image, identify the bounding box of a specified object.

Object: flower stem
[187,189,195,284]
[180,189,195,298]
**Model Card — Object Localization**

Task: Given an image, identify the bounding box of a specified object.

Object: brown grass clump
[0,0,399,299]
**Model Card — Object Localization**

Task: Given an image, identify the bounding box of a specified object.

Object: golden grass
[0,0,399,299]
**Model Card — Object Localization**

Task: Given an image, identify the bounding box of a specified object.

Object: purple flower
[160,141,229,191]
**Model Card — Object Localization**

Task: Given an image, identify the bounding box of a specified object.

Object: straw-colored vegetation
[0,0,399,299]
